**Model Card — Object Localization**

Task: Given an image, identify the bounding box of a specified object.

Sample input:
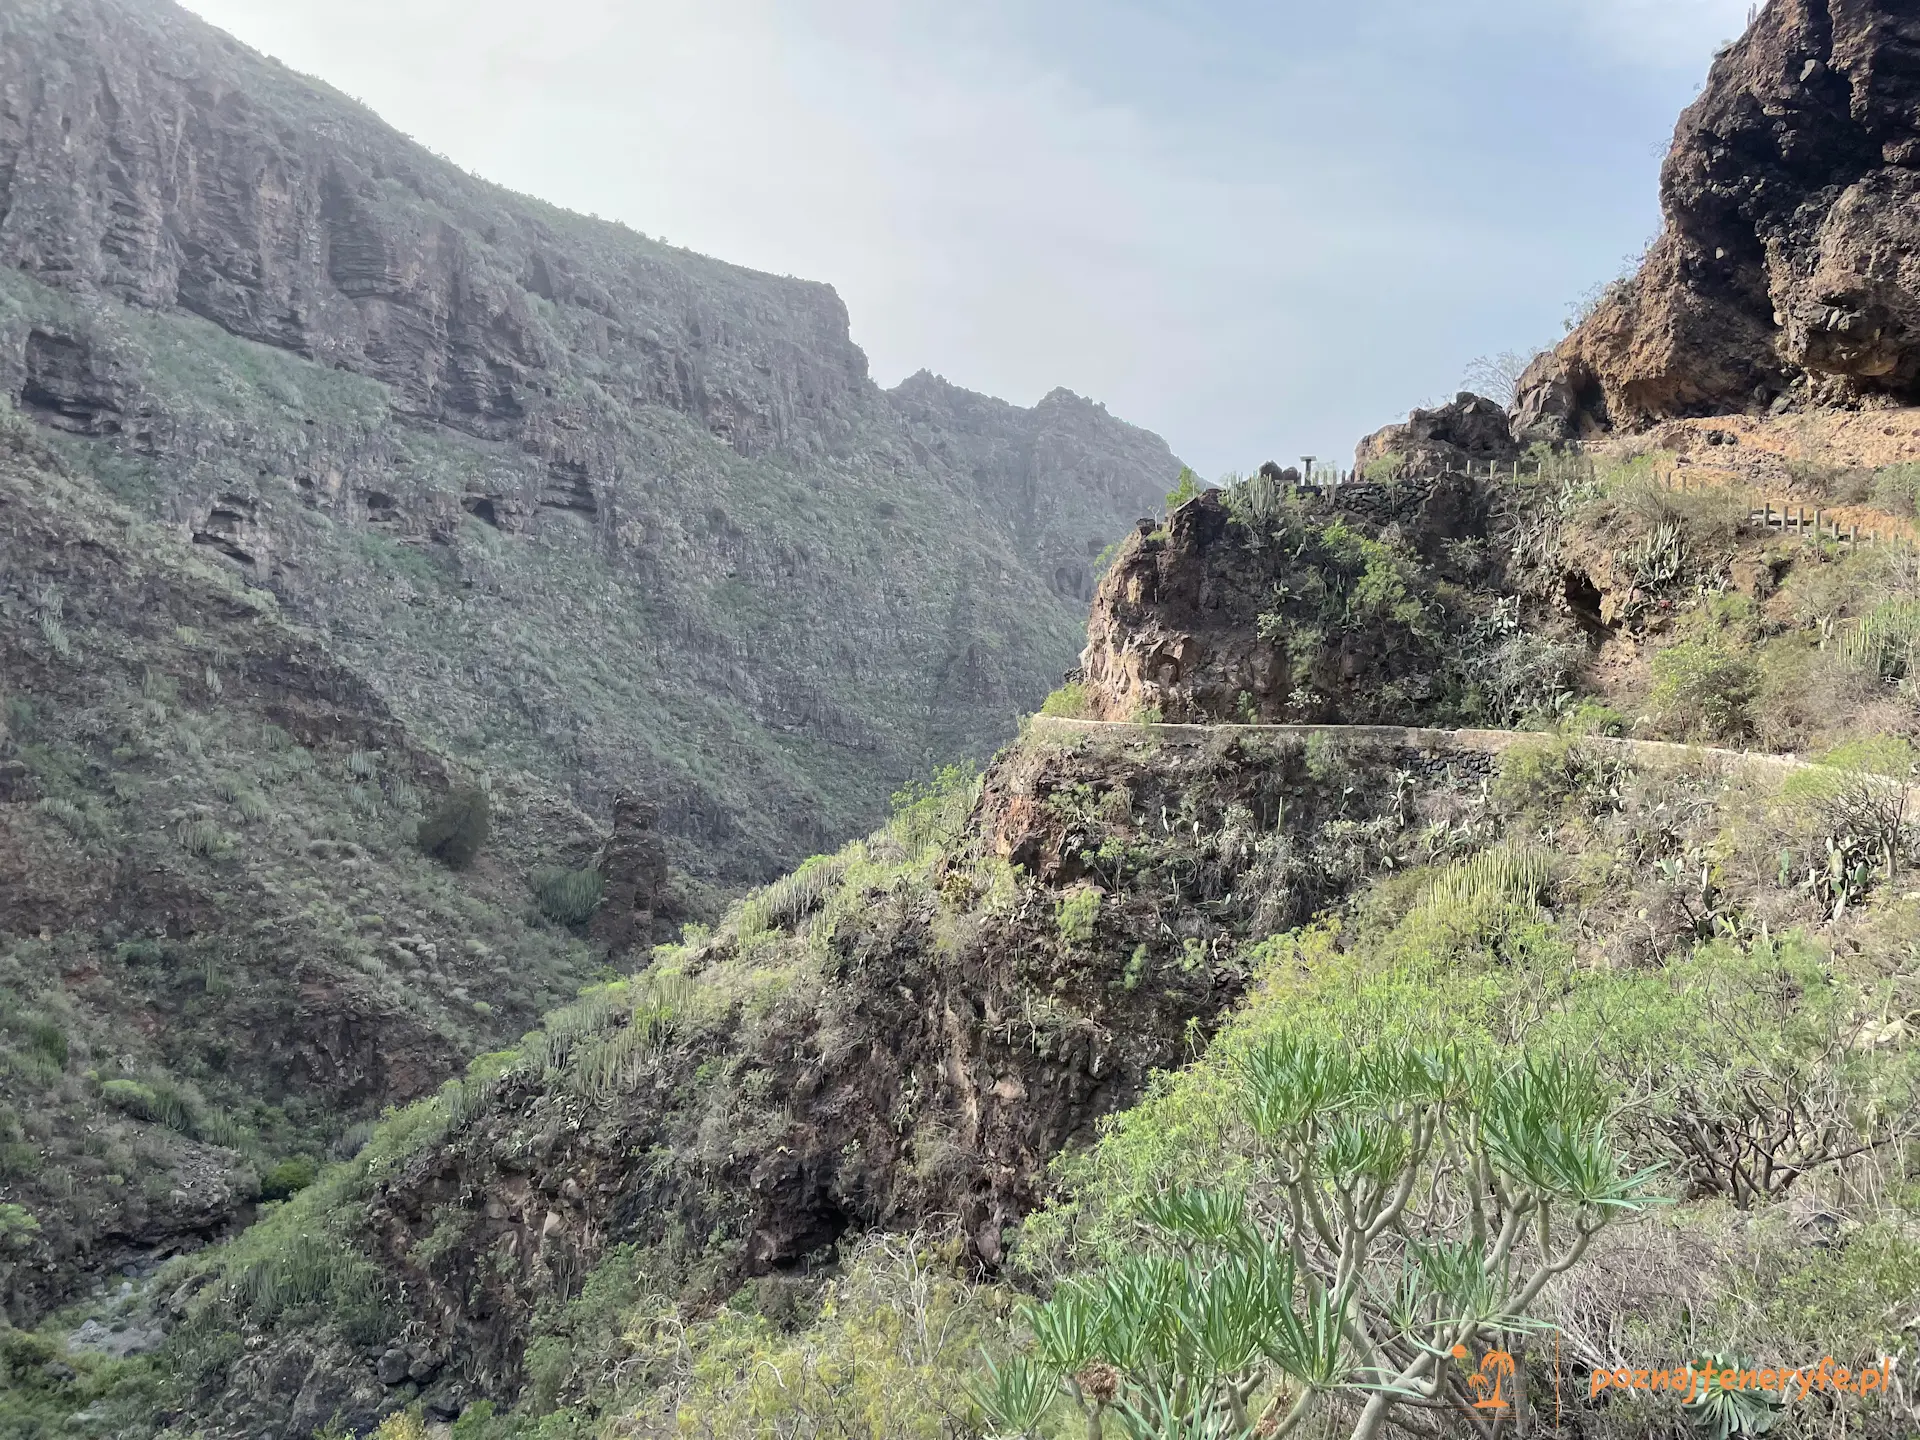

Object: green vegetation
[1224,476,1580,728]
[1648,637,1759,742]
[259,1157,318,1201]
[980,1041,1658,1439]
[0,428,607,1337]
[1165,467,1204,515]
[532,866,605,927]
[417,786,491,870]
[1039,682,1095,719]
[1055,887,1101,946]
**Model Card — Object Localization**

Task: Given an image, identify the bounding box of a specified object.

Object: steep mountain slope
[0,0,1182,884]
[0,406,621,1325]
[1517,0,1920,437]
[59,458,1913,1440]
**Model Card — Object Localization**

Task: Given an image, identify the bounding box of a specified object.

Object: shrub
[1781,737,1917,883]
[740,854,848,933]
[533,866,605,927]
[114,938,172,966]
[1493,736,1624,816]
[1562,699,1627,737]
[0,1202,38,1247]
[1648,639,1758,741]
[35,796,101,840]
[1869,461,1920,516]
[1037,682,1093,719]
[177,817,232,858]
[1223,469,1287,531]
[659,1235,997,1440]
[417,786,490,869]
[1841,598,1920,683]
[1411,842,1552,926]
[371,1406,429,1440]
[260,1158,318,1201]
[1360,449,1405,482]
[100,1078,197,1132]
[1165,467,1203,515]
[1055,887,1100,946]
[975,1039,1658,1440]
[23,1019,69,1070]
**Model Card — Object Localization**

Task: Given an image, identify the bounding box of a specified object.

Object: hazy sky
[179,0,1753,474]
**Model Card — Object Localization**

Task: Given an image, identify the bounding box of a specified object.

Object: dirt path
[1026,715,1892,792]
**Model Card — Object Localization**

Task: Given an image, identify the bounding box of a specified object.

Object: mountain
[0,0,1183,888]
[1517,0,1920,437]
[0,412,629,1323]
[6,3,1920,1440]
[0,0,1181,1339]
[92,452,1920,1439]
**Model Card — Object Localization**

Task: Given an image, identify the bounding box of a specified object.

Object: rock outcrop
[1353,392,1519,477]
[1079,477,1499,726]
[589,795,682,957]
[1517,0,1920,436]
[0,0,1183,883]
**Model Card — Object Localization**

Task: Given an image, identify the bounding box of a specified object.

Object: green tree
[974,1037,1659,1440]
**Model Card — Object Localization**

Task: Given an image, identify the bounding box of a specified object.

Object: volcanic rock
[1517,0,1920,436]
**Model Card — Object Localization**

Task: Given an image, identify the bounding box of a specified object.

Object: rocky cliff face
[890,373,1178,604]
[1077,478,1529,728]
[1353,392,1519,478]
[1517,0,1920,436]
[0,0,1182,883]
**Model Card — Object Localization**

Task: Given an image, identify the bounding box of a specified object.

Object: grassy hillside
[6,439,1920,1439]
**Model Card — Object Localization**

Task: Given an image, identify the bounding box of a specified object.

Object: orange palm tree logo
[1451,1345,1515,1410]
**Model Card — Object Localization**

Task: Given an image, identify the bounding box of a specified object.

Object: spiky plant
[974,1037,1659,1440]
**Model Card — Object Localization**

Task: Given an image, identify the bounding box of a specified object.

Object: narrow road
[1025,715,1849,788]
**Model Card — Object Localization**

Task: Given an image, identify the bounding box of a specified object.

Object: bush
[1492,736,1623,816]
[1841,598,1920,683]
[260,1158,318,1201]
[1561,699,1627,737]
[1037,682,1093,719]
[1648,639,1758,741]
[371,1407,429,1440]
[976,1039,1658,1440]
[114,937,172,966]
[1869,461,1920,516]
[1361,449,1405,482]
[100,1078,193,1132]
[1165,467,1203,515]
[533,866,605,927]
[1056,888,1101,946]
[417,786,490,869]
[23,1019,68,1070]
[176,817,232,858]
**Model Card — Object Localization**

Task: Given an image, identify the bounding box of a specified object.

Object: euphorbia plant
[974,1035,1662,1440]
